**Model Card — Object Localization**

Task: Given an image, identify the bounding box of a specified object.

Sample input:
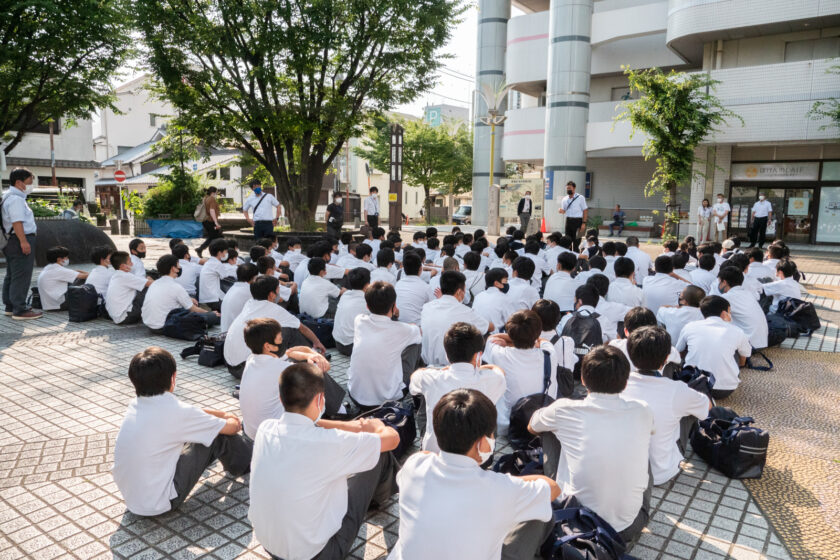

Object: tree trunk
[269,163,326,231]
[664,180,679,240]
[424,187,432,225]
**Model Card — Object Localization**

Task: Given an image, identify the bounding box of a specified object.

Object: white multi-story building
[472,0,840,245]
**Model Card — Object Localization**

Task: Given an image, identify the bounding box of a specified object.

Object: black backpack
[67,284,100,322]
[508,350,554,450]
[550,334,575,399]
[777,297,821,335]
[690,406,768,479]
[675,365,716,402]
[355,400,416,459]
[163,308,208,341]
[541,495,630,560]
[181,334,227,367]
[561,311,602,379]
[299,314,336,348]
[220,276,236,293]
[28,287,42,310]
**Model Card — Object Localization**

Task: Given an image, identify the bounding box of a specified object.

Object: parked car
[452,204,472,225]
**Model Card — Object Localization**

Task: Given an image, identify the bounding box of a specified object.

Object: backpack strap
[541,350,552,397]
[746,349,773,371]
[550,333,560,345]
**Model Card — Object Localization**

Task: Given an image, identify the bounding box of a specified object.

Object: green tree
[135,0,463,230]
[808,64,840,133]
[0,0,133,153]
[615,67,741,238]
[355,117,472,224]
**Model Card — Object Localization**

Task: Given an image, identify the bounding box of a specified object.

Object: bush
[142,173,203,218]
[27,198,60,217]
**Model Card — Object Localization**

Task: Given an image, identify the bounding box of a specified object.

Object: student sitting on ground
[171,244,202,297]
[642,255,688,314]
[718,265,769,349]
[256,256,295,303]
[141,255,221,333]
[248,362,399,560]
[220,264,259,332]
[484,310,558,435]
[294,241,347,288]
[609,306,682,371]
[472,268,515,334]
[421,271,492,366]
[529,345,654,544]
[523,240,551,288]
[690,254,717,294]
[113,347,252,516]
[198,239,232,311]
[672,252,692,281]
[429,256,459,294]
[37,246,88,310]
[544,251,580,312]
[338,232,353,257]
[224,275,326,377]
[762,259,801,314]
[764,244,784,270]
[424,236,441,264]
[606,256,643,308]
[532,299,578,372]
[370,247,398,284]
[333,268,371,356]
[507,257,540,316]
[587,273,629,342]
[282,237,306,272]
[239,318,330,440]
[391,388,559,560]
[676,295,753,399]
[105,251,153,325]
[462,251,486,305]
[299,257,346,319]
[128,238,148,278]
[395,252,436,325]
[85,246,114,296]
[656,285,705,343]
[364,226,386,256]
[348,281,422,409]
[601,241,618,280]
[622,326,711,485]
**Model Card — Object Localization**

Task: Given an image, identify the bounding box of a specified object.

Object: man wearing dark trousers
[517,190,533,233]
[364,187,380,228]
[325,192,344,239]
[1,168,41,320]
[748,193,773,248]
[558,180,588,252]
[243,180,282,240]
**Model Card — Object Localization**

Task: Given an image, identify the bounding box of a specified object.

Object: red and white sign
[114,170,126,183]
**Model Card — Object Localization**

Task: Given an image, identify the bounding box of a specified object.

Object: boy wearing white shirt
[622,327,710,485]
[282,237,306,272]
[391,389,559,560]
[198,238,232,310]
[763,259,801,313]
[601,241,618,280]
[105,251,153,325]
[587,274,629,342]
[370,247,397,284]
[712,194,731,242]
[462,251,485,305]
[395,252,436,325]
[642,255,688,314]
[141,255,221,332]
[507,257,540,316]
[609,306,682,371]
[719,266,769,349]
[364,226,385,257]
[172,244,203,297]
[294,241,347,290]
[333,268,371,356]
[532,299,578,373]
[344,243,376,271]
[656,284,705,343]
[690,254,717,294]
[299,258,345,319]
[676,295,752,399]
[764,244,784,270]
[424,236,441,264]
[220,263,259,332]
[544,252,580,312]
[472,268,514,334]
[85,246,115,296]
[37,246,88,310]
[113,347,252,516]
[256,256,296,304]
[128,238,148,278]
[348,282,422,408]
[249,363,399,560]
[625,236,652,286]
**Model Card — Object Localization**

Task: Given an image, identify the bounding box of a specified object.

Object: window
[784,37,840,62]
[611,87,634,101]
[116,146,133,155]
[415,192,418,204]
[219,167,230,180]
[206,170,217,180]
[149,113,157,127]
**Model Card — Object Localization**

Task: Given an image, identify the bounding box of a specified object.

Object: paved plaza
[0,236,838,559]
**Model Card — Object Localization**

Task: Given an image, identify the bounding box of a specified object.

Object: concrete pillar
[543,0,593,231]
[488,183,500,235]
[688,146,709,237]
[712,144,732,198]
[471,0,510,227]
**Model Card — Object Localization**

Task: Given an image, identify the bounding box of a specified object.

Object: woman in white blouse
[697,198,712,243]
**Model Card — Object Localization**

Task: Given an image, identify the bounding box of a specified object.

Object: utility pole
[49,120,58,192]
[388,124,404,231]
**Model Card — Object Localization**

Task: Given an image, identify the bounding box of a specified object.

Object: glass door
[763,188,786,243]
[729,186,758,237]
[782,188,815,244]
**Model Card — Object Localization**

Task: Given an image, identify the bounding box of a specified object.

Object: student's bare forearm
[12,221,25,242]
[521,474,561,500]
[317,419,362,433]
[299,325,320,346]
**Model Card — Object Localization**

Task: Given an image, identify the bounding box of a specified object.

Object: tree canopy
[809,64,840,133]
[135,0,463,230]
[0,0,133,153]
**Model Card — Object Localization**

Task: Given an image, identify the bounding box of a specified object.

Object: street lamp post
[477,83,511,229]
[478,110,507,195]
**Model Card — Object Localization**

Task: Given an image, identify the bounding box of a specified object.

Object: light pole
[477,83,511,226]
[478,110,507,195]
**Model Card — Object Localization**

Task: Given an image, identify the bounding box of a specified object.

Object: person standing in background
[325,192,344,239]
[364,187,380,228]
[517,190,532,232]
[196,187,223,258]
[243,180,281,240]
[748,193,773,249]
[697,199,712,243]
[558,181,588,252]
[712,193,730,242]
[1,168,42,319]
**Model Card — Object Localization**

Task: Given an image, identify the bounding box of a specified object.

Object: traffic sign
[114,170,126,183]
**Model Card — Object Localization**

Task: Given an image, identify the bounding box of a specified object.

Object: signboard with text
[731,162,820,182]
[499,178,544,222]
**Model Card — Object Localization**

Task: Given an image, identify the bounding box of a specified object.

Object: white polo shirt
[370,266,397,285]
[506,277,540,316]
[626,247,652,286]
[751,200,773,218]
[746,262,776,283]
[642,273,686,314]
[656,305,704,344]
[105,270,148,324]
[130,254,146,278]
[603,255,618,281]
[723,286,769,349]
[676,316,752,390]
[365,239,382,257]
[37,263,79,310]
[472,286,515,334]
[243,192,280,221]
[270,249,287,269]
[1,187,36,234]
[421,296,490,366]
[713,201,731,221]
[463,269,486,305]
[175,259,202,296]
[240,354,292,439]
[530,394,653,531]
[294,258,345,291]
[409,362,506,453]
[762,277,801,313]
[85,265,114,296]
[622,372,710,484]
[249,414,380,560]
[607,277,643,308]
[332,290,369,346]
[388,452,552,560]
[283,248,306,272]
[141,276,194,330]
[299,275,341,318]
[348,314,422,406]
[220,282,252,332]
[198,257,228,303]
[337,255,375,271]
[689,268,716,294]
[364,194,379,216]
[561,193,588,218]
[608,338,681,370]
[541,331,579,371]
[113,392,226,516]
[595,299,630,342]
[224,299,301,367]
[395,276,435,325]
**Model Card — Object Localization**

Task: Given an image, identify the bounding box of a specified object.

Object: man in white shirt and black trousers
[557,180,588,252]
[1,168,42,319]
[748,193,773,249]
[364,186,380,228]
[243,180,282,240]
[517,190,533,232]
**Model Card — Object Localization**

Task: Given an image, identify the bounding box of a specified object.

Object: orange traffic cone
[540,217,547,233]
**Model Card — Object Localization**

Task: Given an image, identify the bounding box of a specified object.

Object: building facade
[472,0,840,244]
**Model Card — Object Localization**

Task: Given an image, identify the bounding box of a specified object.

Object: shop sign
[731,162,819,182]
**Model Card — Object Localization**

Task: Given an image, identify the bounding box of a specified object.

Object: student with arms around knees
[529,345,654,544]
[113,347,252,516]
[141,255,221,333]
[332,268,371,356]
[105,251,153,325]
[299,258,346,319]
[172,243,203,297]
[718,265,769,349]
[249,362,399,560]
[37,246,88,310]
[762,259,801,314]
[198,238,233,311]
[395,252,436,326]
[127,238,148,278]
[506,256,540,316]
[220,263,259,332]
[85,245,115,297]
[391,389,560,560]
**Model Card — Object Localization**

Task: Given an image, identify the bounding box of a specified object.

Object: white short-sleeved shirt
[603,255,618,281]
[544,271,580,312]
[198,257,228,303]
[622,372,710,484]
[463,269,486,305]
[762,277,801,313]
[105,270,149,324]
[388,452,552,560]
[723,286,769,349]
[141,276,194,330]
[1,188,36,234]
[506,277,540,317]
[370,266,397,285]
[656,305,704,344]
[421,296,490,366]
[746,262,776,283]
[332,290,369,346]
[85,265,115,296]
[409,362,506,453]
[37,263,79,310]
[472,287,515,334]
[676,316,752,390]
[365,239,382,258]
[642,273,686,315]
[396,276,435,325]
[607,277,643,308]
[751,200,773,218]
[348,314,422,406]
[220,282,252,332]
[713,201,731,220]
[113,392,226,516]
[364,194,380,216]
[175,259,202,296]
[284,249,306,272]
[608,338,681,370]
[626,247,652,286]
[689,268,716,294]
[249,413,381,560]
[299,275,341,318]
[530,394,654,531]
[224,299,301,366]
[243,193,280,221]
[294,259,345,293]
[338,255,375,271]
[595,299,630,342]
[270,249,287,268]
[541,331,579,371]
[698,206,713,219]
[130,254,146,278]
[240,354,292,439]
[561,193,588,218]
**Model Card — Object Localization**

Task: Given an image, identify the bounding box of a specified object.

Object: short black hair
[672,252,689,270]
[256,255,276,274]
[244,317,283,354]
[111,251,130,269]
[341,232,353,245]
[503,250,518,262]
[512,256,535,281]
[558,252,577,272]
[767,245,785,259]
[433,389,497,455]
[250,274,280,300]
[440,270,466,296]
[306,241,331,259]
[257,238,274,250]
[626,236,640,247]
[681,285,705,307]
[586,273,610,298]
[777,259,797,278]
[403,252,422,276]
[581,345,630,394]
[129,238,145,252]
[427,237,440,250]
[575,284,599,308]
[627,326,672,371]
[558,236,573,250]
[664,240,678,252]
[444,322,485,363]
[307,257,326,276]
[250,246,267,261]
[237,263,259,282]
[156,254,179,276]
[172,244,190,260]
[463,251,481,271]
[700,295,730,318]
[348,267,371,290]
[168,238,184,251]
[128,347,176,397]
[280,362,324,412]
[727,253,750,272]
[46,246,70,263]
[505,310,542,349]
[718,266,744,287]
[226,249,238,263]
[373,227,386,239]
[624,306,656,333]
[413,231,427,241]
[654,255,674,274]
[484,267,508,289]
[524,240,540,255]
[698,254,715,271]
[365,281,396,315]
[589,255,606,271]
[286,236,302,248]
[376,248,395,267]
[615,242,628,256]
[748,247,764,262]
[91,245,114,265]
[209,238,229,257]
[355,243,373,260]
[426,226,438,238]
[532,299,560,331]
[602,241,616,256]
[9,168,33,185]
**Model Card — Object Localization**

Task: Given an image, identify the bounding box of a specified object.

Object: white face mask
[219,252,228,261]
[717,198,724,203]
[292,248,301,254]
[478,436,495,464]
[759,195,766,201]
[336,197,343,204]
[60,258,70,267]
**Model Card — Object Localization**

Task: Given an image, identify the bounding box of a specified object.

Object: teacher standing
[516,190,533,232]
[325,192,344,239]
[697,199,712,243]
[558,180,588,252]
[748,193,773,249]
[196,187,222,258]
[1,168,41,320]
[243,180,281,240]
[363,187,380,228]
